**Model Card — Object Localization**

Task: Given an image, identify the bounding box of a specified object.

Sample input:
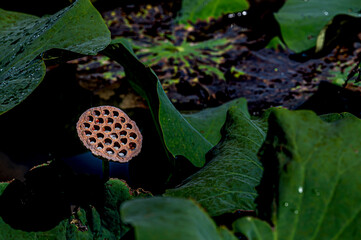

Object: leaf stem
[102,160,110,183]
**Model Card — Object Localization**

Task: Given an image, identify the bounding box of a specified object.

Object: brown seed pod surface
[76,106,142,163]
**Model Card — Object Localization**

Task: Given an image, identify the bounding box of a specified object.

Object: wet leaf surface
[177,0,249,24]
[0,0,110,114]
[274,0,361,53]
[234,109,361,239]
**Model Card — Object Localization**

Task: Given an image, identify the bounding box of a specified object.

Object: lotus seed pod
[76,106,142,163]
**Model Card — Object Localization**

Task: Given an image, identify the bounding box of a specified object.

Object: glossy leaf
[103,39,242,167]
[121,197,231,240]
[178,0,249,23]
[274,0,361,52]
[0,0,111,114]
[165,106,267,216]
[234,109,361,239]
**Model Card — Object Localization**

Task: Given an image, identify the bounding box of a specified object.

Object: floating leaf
[121,197,231,240]
[274,0,361,52]
[177,0,249,23]
[234,109,361,239]
[166,106,268,216]
[0,0,111,114]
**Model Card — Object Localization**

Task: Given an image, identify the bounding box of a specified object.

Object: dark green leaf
[183,98,248,145]
[234,109,361,239]
[320,112,355,123]
[103,39,241,167]
[274,0,361,52]
[218,226,238,240]
[0,0,111,114]
[177,0,249,24]
[233,217,273,240]
[121,197,230,240]
[165,106,267,216]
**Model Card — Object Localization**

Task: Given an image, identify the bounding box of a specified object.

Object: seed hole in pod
[93,125,100,131]
[129,132,137,139]
[97,133,104,139]
[107,118,114,124]
[104,138,112,145]
[126,123,133,129]
[118,149,127,157]
[120,117,125,123]
[96,118,104,124]
[115,123,122,130]
[113,111,119,117]
[89,138,96,144]
[103,126,111,133]
[83,123,90,129]
[106,148,114,155]
[129,142,136,150]
[120,130,127,136]
[84,131,92,136]
[121,138,127,145]
[103,109,110,116]
[113,142,120,150]
[94,110,100,116]
[88,116,93,122]
[97,143,103,150]
[110,133,118,139]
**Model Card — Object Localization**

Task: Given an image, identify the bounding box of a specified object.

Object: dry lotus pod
[77,106,142,163]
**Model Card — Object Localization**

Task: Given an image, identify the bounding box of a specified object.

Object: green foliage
[273,0,361,52]
[2,1,361,240]
[134,38,229,82]
[329,65,361,87]
[177,0,249,24]
[183,98,248,145]
[0,177,140,239]
[0,0,110,115]
[103,39,240,167]
[234,109,361,239]
[121,197,226,240]
[165,106,268,216]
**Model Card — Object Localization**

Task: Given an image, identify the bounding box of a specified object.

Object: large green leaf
[121,197,233,240]
[177,0,249,24]
[0,0,111,114]
[183,98,248,145]
[165,106,268,216]
[274,0,361,52]
[103,39,242,167]
[233,109,361,239]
